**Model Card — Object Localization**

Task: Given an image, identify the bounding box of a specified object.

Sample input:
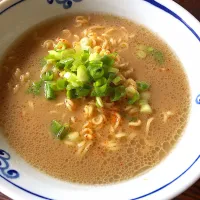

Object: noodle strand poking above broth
[0,14,190,184]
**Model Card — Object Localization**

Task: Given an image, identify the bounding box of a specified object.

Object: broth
[0,14,190,184]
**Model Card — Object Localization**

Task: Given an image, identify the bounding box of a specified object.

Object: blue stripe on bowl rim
[0,0,200,199]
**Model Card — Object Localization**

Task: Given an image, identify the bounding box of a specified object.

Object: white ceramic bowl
[0,0,200,199]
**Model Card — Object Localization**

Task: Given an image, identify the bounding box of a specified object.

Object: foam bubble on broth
[0,14,190,184]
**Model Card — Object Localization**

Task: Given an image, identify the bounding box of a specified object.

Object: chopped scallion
[107,67,119,74]
[27,80,43,96]
[91,83,108,97]
[101,55,115,66]
[50,120,70,140]
[44,82,56,99]
[136,81,150,91]
[96,97,104,107]
[41,71,54,81]
[128,92,140,105]
[75,87,90,98]
[89,52,101,61]
[48,50,62,60]
[112,76,121,85]
[67,132,80,142]
[88,60,104,80]
[94,77,107,87]
[56,79,66,91]
[111,85,126,102]
[140,104,152,114]
[66,89,77,99]
[125,86,137,98]
[152,49,164,64]
[77,65,89,82]
[137,45,164,64]
[36,39,152,109]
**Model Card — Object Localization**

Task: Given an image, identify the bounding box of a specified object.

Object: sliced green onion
[112,76,122,85]
[75,87,90,98]
[92,83,108,97]
[48,81,57,91]
[128,92,140,105]
[40,40,152,109]
[125,86,137,98]
[77,65,89,82]
[94,77,107,87]
[58,58,74,71]
[136,81,150,91]
[107,73,116,83]
[125,86,140,104]
[88,60,103,68]
[55,62,65,70]
[70,59,83,72]
[88,61,104,80]
[66,89,77,99]
[61,49,75,59]
[66,84,90,99]
[81,50,90,62]
[48,50,62,60]
[27,80,43,96]
[96,97,104,107]
[66,83,76,90]
[107,67,119,74]
[139,99,152,114]
[61,57,75,65]
[51,120,62,135]
[56,79,66,91]
[146,46,154,52]
[44,82,56,99]
[41,71,54,81]
[50,120,70,140]
[67,132,80,142]
[70,81,83,88]
[64,72,78,82]
[111,85,126,102]
[152,49,164,64]
[137,45,164,64]
[89,52,101,61]
[44,57,56,64]
[101,55,115,66]
[140,104,152,114]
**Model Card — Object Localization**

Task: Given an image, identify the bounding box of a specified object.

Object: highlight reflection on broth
[0,14,190,184]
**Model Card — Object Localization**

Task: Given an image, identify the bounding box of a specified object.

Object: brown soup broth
[0,14,190,184]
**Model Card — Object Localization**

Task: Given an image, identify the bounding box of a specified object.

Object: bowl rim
[0,0,200,200]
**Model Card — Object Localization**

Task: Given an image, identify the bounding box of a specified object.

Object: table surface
[0,0,200,199]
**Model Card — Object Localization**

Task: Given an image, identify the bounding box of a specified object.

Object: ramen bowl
[0,0,200,200]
